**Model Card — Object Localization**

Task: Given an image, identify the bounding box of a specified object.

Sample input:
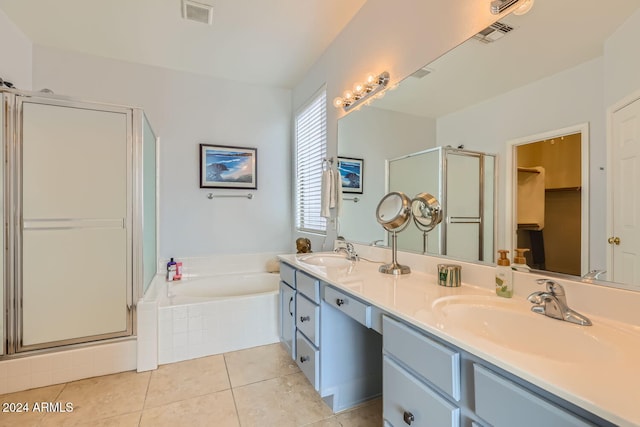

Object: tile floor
[0,343,382,427]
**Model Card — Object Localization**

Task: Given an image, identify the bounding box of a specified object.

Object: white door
[610,97,640,284]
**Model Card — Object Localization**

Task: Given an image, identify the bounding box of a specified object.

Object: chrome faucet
[334,242,359,261]
[527,279,592,326]
[582,269,607,280]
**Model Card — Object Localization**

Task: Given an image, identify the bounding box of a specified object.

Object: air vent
[182,0,213,25]
[411,67,434,79]
[473,21,515,43]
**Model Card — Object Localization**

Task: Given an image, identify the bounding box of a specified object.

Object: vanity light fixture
[490,0,534,15]
[333,71,390,112]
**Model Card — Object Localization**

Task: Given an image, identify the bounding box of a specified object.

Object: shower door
[16,97,133,352]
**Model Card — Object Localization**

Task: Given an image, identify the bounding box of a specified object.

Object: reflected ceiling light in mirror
[333,71,390,112]
[490,0,534,15]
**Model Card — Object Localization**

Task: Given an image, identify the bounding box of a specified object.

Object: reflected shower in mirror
[336,0,640,290]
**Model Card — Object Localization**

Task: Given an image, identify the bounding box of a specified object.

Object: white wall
[0,8,32,90]
[604,8,640,107]
[338,107,436,244]
[437,57,606,269]
[32,46,292,258]
[292,0,503,250]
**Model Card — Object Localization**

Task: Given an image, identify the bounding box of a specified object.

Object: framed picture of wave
[199,144,258,189]
[337,157,363,194]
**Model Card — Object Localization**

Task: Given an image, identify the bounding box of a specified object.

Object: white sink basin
[432,295,619,363]
[297,252,353,268]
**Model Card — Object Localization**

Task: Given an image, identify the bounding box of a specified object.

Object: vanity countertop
[279,253,640,427]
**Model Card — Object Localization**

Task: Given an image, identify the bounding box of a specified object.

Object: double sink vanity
[278,245,640,427]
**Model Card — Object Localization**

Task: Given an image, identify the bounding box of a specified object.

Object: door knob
[608,237,621,245]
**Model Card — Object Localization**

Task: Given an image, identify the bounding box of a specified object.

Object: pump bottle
[495,250,513,298]
[512,248,531,272]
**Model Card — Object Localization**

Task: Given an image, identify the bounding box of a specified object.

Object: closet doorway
[507,123,589,277]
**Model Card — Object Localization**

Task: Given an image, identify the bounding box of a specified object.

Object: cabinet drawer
[296,294,320,347]
[383,316,460,401]
[296,331,319,391]
[296,270,320,303]
[383,356,460,427]
[324,286,371,328]
[280,262,295,288]
[473,364,594,427]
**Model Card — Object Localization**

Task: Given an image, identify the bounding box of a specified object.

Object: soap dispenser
[512,248,530,272]
[495,250,513,298]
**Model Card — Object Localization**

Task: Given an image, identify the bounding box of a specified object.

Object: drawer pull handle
[288,296,294,316]
[300,315,310,322]
[299,356,309,363]
[403,411,414,425]
[336,298,345,306]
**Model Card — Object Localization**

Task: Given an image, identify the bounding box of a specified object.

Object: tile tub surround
[139,252,283,367]
[0,343,383,427]
[284,246,640,426]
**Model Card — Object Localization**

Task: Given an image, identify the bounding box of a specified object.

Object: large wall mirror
[337,0,640,290]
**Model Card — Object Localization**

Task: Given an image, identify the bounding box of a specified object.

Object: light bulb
[365,72,377,85]
[513,0,534,15]
[333,97,344,108]
[352,82,365,96]
[343,90,354,101]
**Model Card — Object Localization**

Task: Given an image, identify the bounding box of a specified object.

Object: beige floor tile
[233,372,333,427]
[334,398,382,426]
[63,411,142,427]
[0,384,65,427]
[303,399,382,427]
[140,389,239,427]
[144,354,229,409]
[39,371,150,426]
[224,343,300,388]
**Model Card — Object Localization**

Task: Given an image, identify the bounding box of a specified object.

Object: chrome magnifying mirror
[412,193,443,254]
[376,192,412,274]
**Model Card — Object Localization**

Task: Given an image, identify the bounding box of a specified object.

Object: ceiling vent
[182,0,213,25]
[473,21,515,43]
[411,67,434,79]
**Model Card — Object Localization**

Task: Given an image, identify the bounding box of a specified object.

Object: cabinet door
[474,365,595,427]
[279,281,296,359]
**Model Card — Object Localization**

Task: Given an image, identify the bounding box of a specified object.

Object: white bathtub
[162,272,280,305]
[155,271,280,364]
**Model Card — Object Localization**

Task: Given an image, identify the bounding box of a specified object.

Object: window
[295,88,327,234]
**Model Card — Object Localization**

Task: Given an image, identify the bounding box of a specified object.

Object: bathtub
[163,273,279,305]
[154,271,281,364]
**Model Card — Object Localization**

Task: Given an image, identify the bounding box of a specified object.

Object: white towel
[320,169,342,218]
[321,169,332,218]
[334,169,343,218]
[517,166,545,230]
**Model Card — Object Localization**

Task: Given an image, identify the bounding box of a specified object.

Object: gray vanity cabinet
[279,262,382,413]
[278,263,296,359]
[382,315,461,427]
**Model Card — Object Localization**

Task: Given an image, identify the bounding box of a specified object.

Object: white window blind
[295,89,327,234]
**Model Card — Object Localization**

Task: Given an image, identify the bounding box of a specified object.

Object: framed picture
[199,144,258,189]
[337,157,363,194]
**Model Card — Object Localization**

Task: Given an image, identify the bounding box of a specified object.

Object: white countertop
[279,252,640,427]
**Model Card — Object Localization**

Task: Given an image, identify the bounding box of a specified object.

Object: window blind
[295,89,327,234]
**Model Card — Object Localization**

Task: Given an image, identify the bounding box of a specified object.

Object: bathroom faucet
[582,269,606,280]
[334,242,359,261]
[527,279,592,326]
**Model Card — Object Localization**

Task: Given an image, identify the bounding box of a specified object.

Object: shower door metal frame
[6,92,135,354]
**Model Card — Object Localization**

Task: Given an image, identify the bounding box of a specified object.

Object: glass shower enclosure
[1,88,157,355]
